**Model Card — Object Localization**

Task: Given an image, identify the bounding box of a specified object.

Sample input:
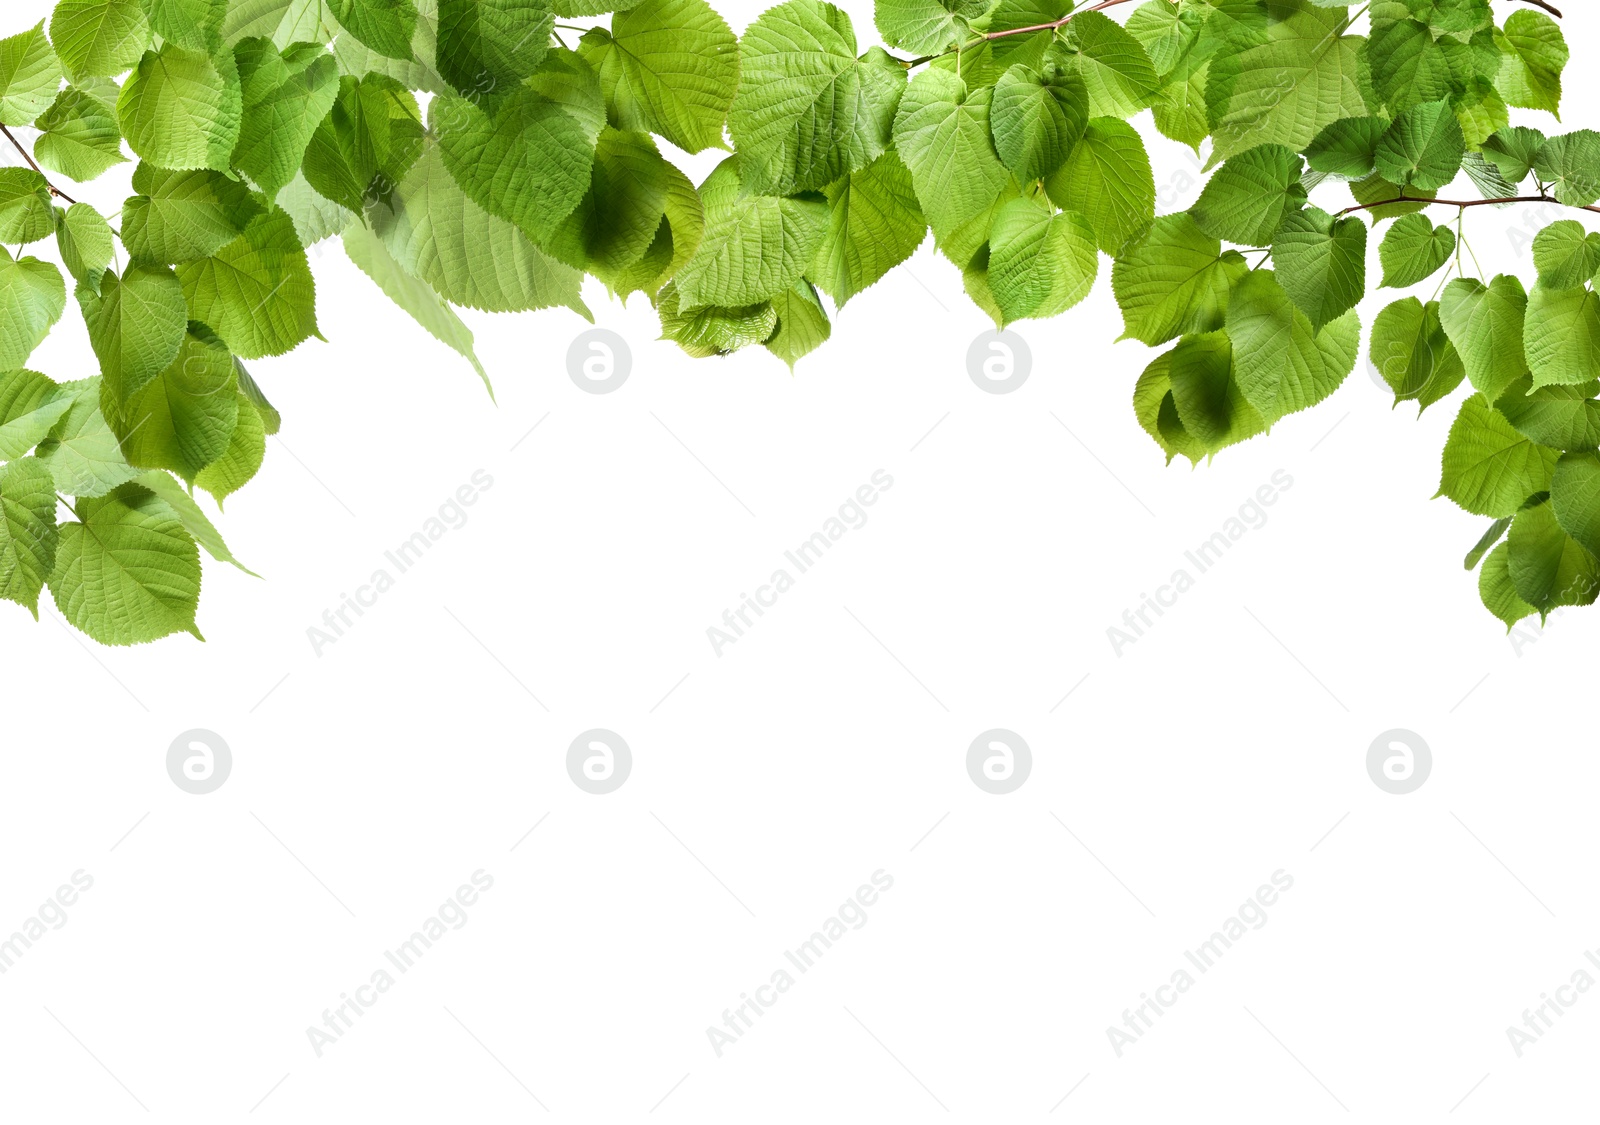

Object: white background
[2,1,1598,1120]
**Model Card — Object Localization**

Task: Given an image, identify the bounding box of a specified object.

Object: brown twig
[0,123,76,205]
[1515,0,1562,17]
[1338,193,1600,215]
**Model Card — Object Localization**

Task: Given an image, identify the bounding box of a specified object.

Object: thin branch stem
[982,0,1142,42]
[1338,193,1599,216]
[0,124,76,205]
[1515,0,1562,18]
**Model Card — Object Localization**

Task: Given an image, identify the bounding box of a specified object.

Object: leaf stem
[982,0,1142,43]
[1337,193,1599,216]
[0,124,76,205]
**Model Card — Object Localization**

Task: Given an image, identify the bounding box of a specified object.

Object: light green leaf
[0,22,65,127]
[1379,213,1455,288]
[231,38,341,199]
[1495,374,1600,453]
[987,196,1097,324]
[57,202,118,291]
[1304,116,1389,180]
[1374,99,1464,192]
[1524,285,1600,390]
[1495,8,1566,117]
[810,148,925,308]
[657,278,776,357]
[1533,130,1600,208]
[34,378,138,496]
[1437,392,1557,518]
[121,163,263,265]
[731,0,902,194]
[1507,499,1600,616]
[1112,212,1247,347]
[541,126,669,281]
[1438,275,1527,401]
[79,263,188,408]
[1167,329,1265,454]
[117,43,242,171]
[436,0,551,93]
[33,82,127,181]
[222,0,333,48]
[0,455,57,616]
[1370,296,1465,411]
[990,63,1087,184]
[1481,125,1545,185]
[1043,116,1153,255]
[342,219,491,395]
[676,179,827,308]
[300,74,425,214]
[371,141,590,315]
[50,0,151,80]
[0,168,56,244]
[49,482,204,644]
[1551,450,1600,559]
[1048,10,1156,119]
[1530,220,1600,291]
[1271,206,1367,332]
[332,0,420,62]
[874,0,958,55]
[578,0,738,154]
[1225,268,1358,424]
[1479,541,1535,628]
[177,209,319,359]
[764,280,831,369]
[1188,143,1305,246]
[104,325,238,482]
[893,69,1009,255]
[134,467,257,567]
[0,368,73,460]
[0,249,65,371]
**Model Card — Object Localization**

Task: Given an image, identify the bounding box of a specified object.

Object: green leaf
[1225,268,1358,424]
[676,180,827,309]
[1374,99,1464,193]
[1113,212,1247,347]
[1166,329,1265,454]
[117,43,242,171]
[1465,516,1511,571]
[144,0,226,52]
[221,0,332,48]
[578,0,738,154]
[1205,5,1366,166]
[103,324,238,482]
[0,168,56,244]
[1530,220,1600,291]
[1347,172,1433,221]
[342,218,491,394]
[371,141,590,315]
[33,377,139,496]
[1304,116,1389,180]
[334,0,445,93]
[236,358,280,434]
[764,279,831,369]
[1132,349,1206,465]
[1495,8,1566,117]
[1438,275,1527,400]
[80,263,189,407]
[810,148,925,308]
[1379,213,1455,289]
[987,196,1097,324]
[1048,10,1157,119]
[188,391,264,505]
[0,455,57,616]
[990,64,1087,184]
[1479,541,1535,628]
[1271,207,1366,332]
[873,0,959,55]
[1043,116,1153,256]
[657,278,776,357]
[1551,450,1600,559]
[1189,143,1305,246]
[1506,499,1600,616]
[33,82,127,181]
[893,68,1009,256]
[0,249,65,371]
[434,87,592,245]
[0,368,73,460]
[542,126,669,281]
[1495,374,1600,453]
[49,482,204,644]
[177,209,318,359]
[1533,130,1600,208]
[0,22,65,127]
[1370,296,1466,411]
[300,74,425,214]
[437,0,551,94]
[525,45,606,143]
[231,37,341,199]
[332,0,420,62]
[121,163,264,265]
[135,466,256,566]
[1524,285,1600,391]
[50,0,151,80]
[731,0,902,194]
[1437,392,1557,518]
[608,156,702,300]
[1481,125,1545,184]
[56,203,117,290]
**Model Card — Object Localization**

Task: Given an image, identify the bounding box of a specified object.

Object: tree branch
[1338,193,1600,216]
[0,124,76,205]
[1515,0,1562,17]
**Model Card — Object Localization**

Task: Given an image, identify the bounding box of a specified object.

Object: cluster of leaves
[0,0,1588,644]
